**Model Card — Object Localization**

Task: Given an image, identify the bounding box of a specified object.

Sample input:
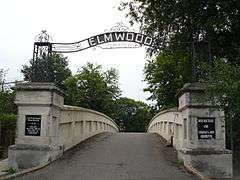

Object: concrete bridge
[7,82,232,179]
[14,133,196,180]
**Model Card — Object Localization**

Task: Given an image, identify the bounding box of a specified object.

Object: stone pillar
[177,82,232,179]
[8,83,64,169]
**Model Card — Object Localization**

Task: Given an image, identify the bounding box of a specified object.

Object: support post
[8,83,64,170]
[177,82,232,179]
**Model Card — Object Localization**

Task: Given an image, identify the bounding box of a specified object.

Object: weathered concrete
[148,108,182,149]
[60,105,118,150]
[178,149,232,179]
[148,82,232,179]
[15,133,197,180]
[8,144,63,169]
[9,83,118,170]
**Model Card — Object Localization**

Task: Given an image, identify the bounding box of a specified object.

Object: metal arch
[32,29,212,82]
[51,31,156,53]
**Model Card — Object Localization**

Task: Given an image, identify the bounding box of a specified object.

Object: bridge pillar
[177,82,232,178]
[8,83,64,170]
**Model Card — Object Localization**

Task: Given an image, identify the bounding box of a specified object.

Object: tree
[120,0,240,108]
[64,62,121,116]
[120,0,240,62]
[203,59,240,151]
[144,51,192,109]
[21,53,72,88]
[64,63,154,132]
[0,91,16,115]
[112,97,154,132]
[0,69,17,115]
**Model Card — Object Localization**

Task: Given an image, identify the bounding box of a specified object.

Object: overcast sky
[0,0,152,103]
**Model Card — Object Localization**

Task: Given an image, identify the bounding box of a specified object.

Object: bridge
[6,82,232,179]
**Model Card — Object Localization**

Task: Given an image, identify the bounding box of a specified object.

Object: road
[16,133,197,180]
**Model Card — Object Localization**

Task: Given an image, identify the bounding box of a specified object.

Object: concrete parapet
[8,83,119,170]
[178,149,232,179]
[8,144,63,169]
[59,105,118,150]
[148,82,232,179]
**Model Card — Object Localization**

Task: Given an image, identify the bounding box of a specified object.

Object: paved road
[17,133,197,180]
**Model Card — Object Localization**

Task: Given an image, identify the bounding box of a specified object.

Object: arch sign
[33,23,155,60]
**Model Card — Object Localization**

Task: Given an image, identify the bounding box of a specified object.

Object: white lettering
[89,37,97,46]
[104,33,113,42]
[198,119,214,123]
[200,135,213,138]
[114,32,125,41]
[97,35,104,44]
[144,37,153,46]
[135,34,144,43]
[203,125,209,128]
[126,33,134,41]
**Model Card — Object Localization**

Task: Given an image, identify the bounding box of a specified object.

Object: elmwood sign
[51,32,154,53]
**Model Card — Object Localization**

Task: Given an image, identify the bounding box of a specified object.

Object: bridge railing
[8,83,119,169]
[60,105,118,150]
[147,83,232,179]
[147,108,184,150]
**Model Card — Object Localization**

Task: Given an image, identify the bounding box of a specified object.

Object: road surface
[16,133,197,180]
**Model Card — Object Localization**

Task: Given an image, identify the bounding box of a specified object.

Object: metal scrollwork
[33,24,155,60]
[108,22,133,32]
[33,30,52,61]
[35,30,52,43]
[100,22,141,49]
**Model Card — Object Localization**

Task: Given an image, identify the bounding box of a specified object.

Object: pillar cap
[176,82,207,98]
[12,82,65,96]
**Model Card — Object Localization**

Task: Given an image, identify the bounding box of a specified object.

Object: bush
[0,114,17,159]
[0,114,17,122]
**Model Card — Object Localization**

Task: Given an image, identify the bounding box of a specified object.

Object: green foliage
[0,69,17,152]
[121,0,240,116]
[112,97,154,132]
[0,69,16,115]
[21,53,72,88]
[120,0,240,62]
[64,62,154,132]
[4,168,16,174]
[64,62,121,116]
[0,91,17,115]
[0,114,17,122]
[203,59,240,150]
[120,0,240,151]
[204,60,240,110]
[0,115,16,149]
[144,51,192,109]
[176,159,184,166]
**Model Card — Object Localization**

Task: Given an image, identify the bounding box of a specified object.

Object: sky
[0,0,152,103]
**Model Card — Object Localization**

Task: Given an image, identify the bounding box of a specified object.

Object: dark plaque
[25,115,41,136]
[197,118,215,139]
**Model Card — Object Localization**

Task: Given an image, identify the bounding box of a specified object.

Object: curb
[0,161,50,180]
[185,164,210,180]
